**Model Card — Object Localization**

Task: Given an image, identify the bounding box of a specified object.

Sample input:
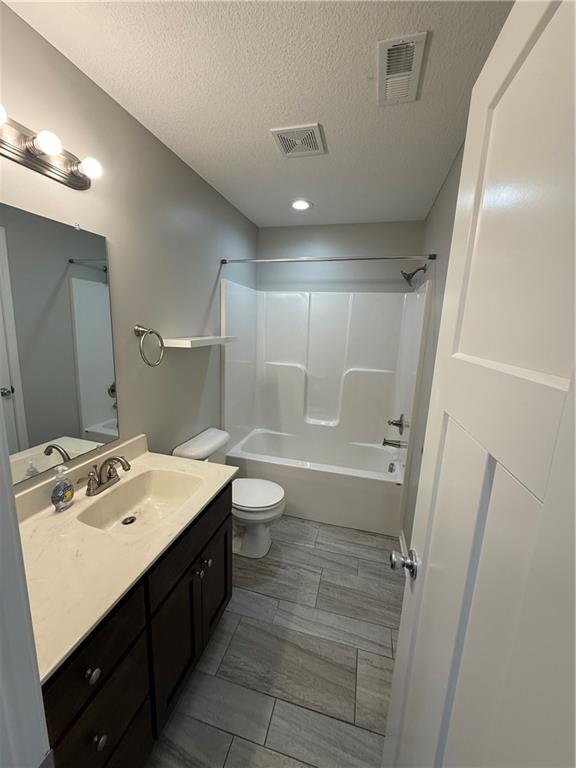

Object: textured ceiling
[9,1,511,226]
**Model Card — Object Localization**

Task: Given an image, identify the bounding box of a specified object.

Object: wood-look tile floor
[147,517,404,768]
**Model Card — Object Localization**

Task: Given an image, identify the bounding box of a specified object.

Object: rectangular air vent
[270,123,326,157]
[378,32,427,105]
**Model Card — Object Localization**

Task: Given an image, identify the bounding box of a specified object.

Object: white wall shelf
[163,335,237,349]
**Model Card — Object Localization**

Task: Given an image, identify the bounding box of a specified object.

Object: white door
[0,396,50,768]
[0,226,28,453]
[0,315,18,452]
[384,3,574,767]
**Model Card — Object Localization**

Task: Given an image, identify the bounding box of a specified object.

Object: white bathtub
[226,429,405,535]
[84,418,119,443]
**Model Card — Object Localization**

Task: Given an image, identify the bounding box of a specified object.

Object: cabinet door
[150,561,203,731]
[106,699,154,768]
[200,517,232,642]
[148,485,232,614]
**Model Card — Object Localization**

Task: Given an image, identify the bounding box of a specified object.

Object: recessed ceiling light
[291,199,312,211]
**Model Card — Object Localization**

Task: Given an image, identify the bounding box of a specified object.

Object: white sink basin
[77,470,203,531]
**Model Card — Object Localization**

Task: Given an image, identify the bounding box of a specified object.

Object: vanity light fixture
[0,108,102,190]
[291,199,312,211]
[74,157,103,180]
[27,130,63,157]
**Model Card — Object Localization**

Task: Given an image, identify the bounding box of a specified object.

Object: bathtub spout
[382,438,408,448]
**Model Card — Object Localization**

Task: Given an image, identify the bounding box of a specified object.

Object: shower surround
[222,280,427,534]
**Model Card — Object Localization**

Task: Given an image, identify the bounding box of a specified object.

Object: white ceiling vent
[378,32,427,105]
[270,123,326,157]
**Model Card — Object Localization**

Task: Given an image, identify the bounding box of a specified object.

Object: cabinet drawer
[53,633,149,768]
[106,698,154,768]
[148,484,231,614]
[43,585,146,746]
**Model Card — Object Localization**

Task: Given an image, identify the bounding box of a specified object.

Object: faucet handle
[105,463,120,481]
[387,413,408,435]
[86,468,100,495]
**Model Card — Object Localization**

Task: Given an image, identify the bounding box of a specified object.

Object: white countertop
[17,440,237,684]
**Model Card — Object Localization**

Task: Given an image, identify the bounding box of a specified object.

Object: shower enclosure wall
[222,279,428,535]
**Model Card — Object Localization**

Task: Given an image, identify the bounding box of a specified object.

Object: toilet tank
[172,428,230,463]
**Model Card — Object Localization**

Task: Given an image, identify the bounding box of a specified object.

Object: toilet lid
[233,479,285,510]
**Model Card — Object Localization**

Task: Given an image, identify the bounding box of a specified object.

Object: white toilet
[172,428,285,559]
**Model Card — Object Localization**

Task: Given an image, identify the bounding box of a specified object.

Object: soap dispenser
[50,465,74,512]
[24,460,39,479]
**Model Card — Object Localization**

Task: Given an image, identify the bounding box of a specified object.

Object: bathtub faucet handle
[387,413,408,435]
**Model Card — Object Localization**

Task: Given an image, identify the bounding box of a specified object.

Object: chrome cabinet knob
[196,569,205,580]
[92,734,108,752]
[203,558,213,569]
[0,386,13,398]
[84,667,102,686]
[390,549,419,579]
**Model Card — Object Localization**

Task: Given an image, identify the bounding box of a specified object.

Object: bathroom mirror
[0,203,119,484]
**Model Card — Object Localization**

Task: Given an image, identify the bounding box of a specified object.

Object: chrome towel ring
[134,324,165,367]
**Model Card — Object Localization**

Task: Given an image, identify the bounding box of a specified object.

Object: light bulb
[32,130,63,156]
[78,157,103,180]
[291,199,312,211]
[0,104,7,126]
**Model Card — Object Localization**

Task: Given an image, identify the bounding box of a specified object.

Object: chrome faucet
[44,443,71,462]
[382,438,408,449]
[86,456,131,496]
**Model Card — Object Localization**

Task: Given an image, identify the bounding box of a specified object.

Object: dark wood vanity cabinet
[42,483,232,768]
[200,517,233,642]
[52,635,149,768]
[43,586,147,747]
[151,515,233,731]
[150,554,204,729]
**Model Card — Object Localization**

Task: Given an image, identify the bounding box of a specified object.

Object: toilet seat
[232,479,285,512]
[232,503,285,523]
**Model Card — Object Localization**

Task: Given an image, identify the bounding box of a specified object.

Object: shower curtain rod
[221,254,436,265]
[68,258,106,263]
[68,257,108,272]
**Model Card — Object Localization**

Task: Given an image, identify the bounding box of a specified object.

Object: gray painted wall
[401,147,464,544]
[0,204,108,446]
[0,7,257,455]
[257,222,425,292]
